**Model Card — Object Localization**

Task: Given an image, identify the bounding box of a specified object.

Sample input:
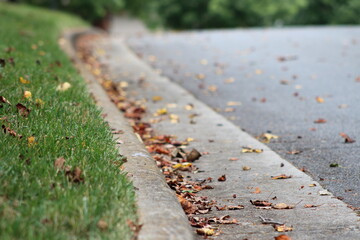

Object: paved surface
[126,27,360,208]
[86,18,360,239]
[62,29,194,240]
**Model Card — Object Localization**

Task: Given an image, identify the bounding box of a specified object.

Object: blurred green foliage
[125,0,360,29]
[17,0,125,23]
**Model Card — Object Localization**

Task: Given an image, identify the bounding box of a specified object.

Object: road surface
[127,26,360,208]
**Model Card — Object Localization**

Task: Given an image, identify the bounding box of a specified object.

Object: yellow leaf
[152,96,163,102]
[27,136,35,146]
[255,69,263,75]
[19,77,30,84]
[35,98,44,106]
[56,82,71,91]
[274,225,293,232]
[241,147,263,153]
[23,91,32,99]
[169,114,179,123]
[172,162,192,169]
[258,133,279,143]
[224,77,235,83]
[186,137,195,142]
[196,227,215,236]
[155,108,167,116]
[316,96,324,103]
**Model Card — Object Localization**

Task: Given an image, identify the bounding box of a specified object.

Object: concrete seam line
[60,29,194,240]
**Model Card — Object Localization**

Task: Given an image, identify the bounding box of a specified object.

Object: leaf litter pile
[77,35,303,239]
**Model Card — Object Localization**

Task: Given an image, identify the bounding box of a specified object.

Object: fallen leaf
[35,98,44,107]
[200,59,208,65]
[250,200,272,206]
[319,189,331,196]
[207,85,218,92]
[252,187,261,194]
[257,133,279,143]
[187,149,202,162]
[304,204,319,208]
[227,101,241,106]
[309,183,317,187]
[56,82,71,91]
[218,175,226,182]
[241,147,263,153]
[224,77,235,83]
[2,125,22,138]
[196,227,215,236]
[242,166,251,171]
[0,58,5,67]
[27,136,35,146]
[274,225,293,232]
[0,96,11,105]
[255,69,263,75]
[184,104,194,110]
[329,163,339,167]
[229,157,239,161]
[339,132,355,143]
[196,73,206,80]
[19,76,30,84]
[23,91,32,99]
[273,203,295,209]
[287,150,301,155]
[224,107,235,112]
[97,220,108,231]
[316,96,324,103]
[154,108,167,116]
[16,103,30,117]
[275,235,292,240]
[271,174,292,180]
[172,162,192,171]
[177,195,196,214]
[280,80,290,85]
[152,96,163,102]
[54,157,65,170]
[65,166,84,183]
[314,118,327,124]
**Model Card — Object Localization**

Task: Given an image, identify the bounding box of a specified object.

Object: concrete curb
[60,29,194,240]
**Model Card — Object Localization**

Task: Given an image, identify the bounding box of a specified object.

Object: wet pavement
[127,26,360,208]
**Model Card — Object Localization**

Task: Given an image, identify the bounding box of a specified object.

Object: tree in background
[15,0,125,29]
[125,0,360,29]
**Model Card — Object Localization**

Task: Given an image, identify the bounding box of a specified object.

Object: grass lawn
[0,3,137,239]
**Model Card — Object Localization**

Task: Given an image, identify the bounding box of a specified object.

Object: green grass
[0,3,137,239]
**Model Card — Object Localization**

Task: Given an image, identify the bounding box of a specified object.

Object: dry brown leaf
[208,85,218,92]
[177,195,196,214]
[314,118,327,124]
[54,157,65,170]
[218,174,226,182]
[0,96,11,105]
[250,200,272,207]
[16,103,30,117]
[242,166,251,171]
[339,132,356,143]
[252,187,261,194]
[2,125,22,138]
[97,220,108,231]
[274,224,293,232]
[65,166,84,183]
[304,204,319,208]
[275,234,292,240]
[187,149,202,162]
[229,157,239,161]
[271,174,292,180]
[273,203,295,209]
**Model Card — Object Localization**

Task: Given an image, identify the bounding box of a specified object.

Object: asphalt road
[127,27,360,208]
